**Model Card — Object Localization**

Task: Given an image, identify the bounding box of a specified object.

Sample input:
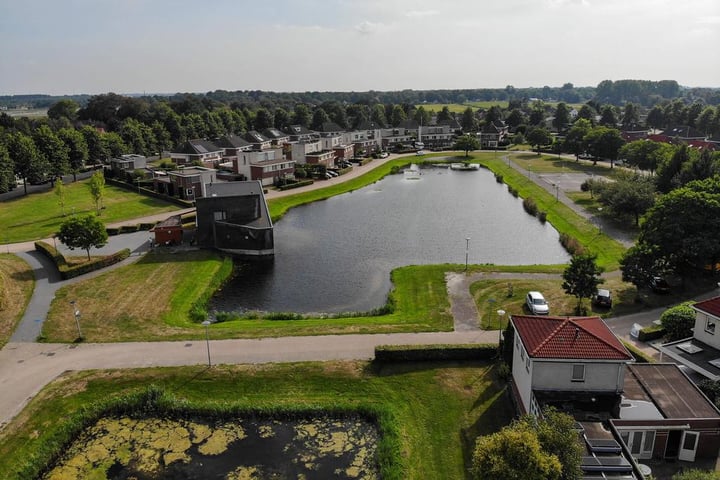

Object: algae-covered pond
[43,415,379,479]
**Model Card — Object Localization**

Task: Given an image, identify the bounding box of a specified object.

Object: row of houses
[509,297,720,478]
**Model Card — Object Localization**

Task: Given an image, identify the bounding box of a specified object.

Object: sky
[1,0,718,96]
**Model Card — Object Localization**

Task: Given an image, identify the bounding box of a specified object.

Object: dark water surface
[210,167,569,314]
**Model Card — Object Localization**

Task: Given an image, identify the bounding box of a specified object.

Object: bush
[559,233,585,255]
[508,186,519,197]
[638,324,665,342]
[35,241,131,279]
[661,301,696,342]
[119,225,139,234]
[522,197,538,216]
[106,227,120,236]
[494,173,503,183]
[538,211,547,223]
[278,179,314,191]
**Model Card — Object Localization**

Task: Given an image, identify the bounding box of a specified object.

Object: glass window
[706,318,716,335]
[572,364,585,382]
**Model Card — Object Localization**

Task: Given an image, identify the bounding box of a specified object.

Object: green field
[0,179,180,243]
[0,361,513,480]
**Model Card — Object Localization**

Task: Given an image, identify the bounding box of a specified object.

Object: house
[153,166,218,201]
[214,134,253,161]
[289,139,335,166]
[418,124,457,149]
[477,121,508,148]
[170,139,224,167]
[510,314,720,476]
[109,154,147,176]
[195,181,273,256]
[244,131,273,150]
[657,296,720,381]
[285,124,317,142]
[510,315,633,417]
[261,128,290,146]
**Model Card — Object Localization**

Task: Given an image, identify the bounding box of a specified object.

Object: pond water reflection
[210,167,569,314]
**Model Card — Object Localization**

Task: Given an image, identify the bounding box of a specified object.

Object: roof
[172,139,222,155]
[512,315,633,360]
[214,135,251,149]
[661,125,706,139]
[204,181,265,198]
[624,363,720,419]
[244,130,269,144]
[262,128,288,139]
[319,122,344,133]
[694,296,720,318]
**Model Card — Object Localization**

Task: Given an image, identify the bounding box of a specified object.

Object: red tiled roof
[511,315,633,360]
[694,296,720,318]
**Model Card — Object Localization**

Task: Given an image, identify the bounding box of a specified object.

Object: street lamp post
[553,183,559,201]
[497,309,506,344]
[70,300,82,340]
[597,207,603,234]
[465,237,470,272]
[202,320,212,367]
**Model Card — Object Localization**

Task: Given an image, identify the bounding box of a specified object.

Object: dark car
[593,289,612,308]
[650,276,671,294]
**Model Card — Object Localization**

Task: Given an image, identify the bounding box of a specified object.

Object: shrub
[559,233,585,255]
[508,186,519,197]
[522,197,538,216]
[494,173,503,183]
[538,211,547,223]
[638,324,665,342]
[119,225,139,234]
[106,227,120,236]
[278,179,314,191]
[661,301,696,342]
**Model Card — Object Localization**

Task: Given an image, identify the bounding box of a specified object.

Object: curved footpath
[0,150,709,431]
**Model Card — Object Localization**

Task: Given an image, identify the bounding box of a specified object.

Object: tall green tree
[47,99,80,121]
[292,104,311,127]
[54,178,67,216]
[8,132,48,194]
[597,171,656,225]
[526,127,552,155]
[102,132,127,159]
[88,170,106,214]
[517,408,583,480]
[618,140,674,174]
[390,104,407,127]
[413,106,431,126]
[33,125,70,178]
[310,107,330,131]
[0,143,14,193]
[564,118,592,160]
[56,214,108,260]
[80,126,108,164]
[552,103,570,132]
[370,104,387,127]
[583,126,624,165]
[454,134,480,157]
[562,253,604,314]
[660,301,696,342]
[253,108,274,131]
[58,128,89,181]
[656,144,694,193]
[621,103,639,129]
[461,107,477,131]
[437,105,452,123]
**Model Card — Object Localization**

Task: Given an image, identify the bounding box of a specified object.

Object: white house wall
[693,311,720,349]
[512,333,534,413]
[532,360,625,393]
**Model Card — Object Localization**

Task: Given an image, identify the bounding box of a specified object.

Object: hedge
[638,324,665,342]
[34,241,131,279]
[105,178,194,208]
[278,179,314,191]
[374,344,498,362]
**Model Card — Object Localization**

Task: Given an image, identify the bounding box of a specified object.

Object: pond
[210,166,569,314]
[43,414,379,479]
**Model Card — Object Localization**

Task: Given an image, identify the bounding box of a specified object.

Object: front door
[620,430,655,460]
[678,431,699,462]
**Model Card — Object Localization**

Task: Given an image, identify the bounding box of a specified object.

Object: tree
[597,171,656,225]
[88,170,106,214]
[80,125,108,164]
[33,124,70,178]
[656,144,694,193]
[454,134,480,157]
[310,107,330,131]
[673,470,720,480]
[599,105,618,127]
[56,214,108,260]
[253,107,274,130]
[0,144,14,194]
[292,104,311,127]
[621,103,639,129]
[47,99,80,121]
[618,140,674,175]
[437,105,452,123]
[620,243,665,292]
[8,132,48,194]
[646,105,665,129]
[471,426,561,480]
[634,176,720,278]
[390,104,407,127]
[413,106,431,126]
[102,132,127,159]
[564,119,592,160]
[58,128,89,181]
[660,301,696,342]
[526,127,552,155]
[54,178,67,216]
[562,253,604,314]
[506,108,525,129]
[517,408,583,480]
[577,104,596,123]
[583,126,624,165]
[552,103,570,132]
[461,106,477,131]
[370,104,387,128]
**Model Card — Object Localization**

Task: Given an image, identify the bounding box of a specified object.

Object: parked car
[379,152,389,158]
[593,289,612,308]
[650,276,671,294]
[525,291,549,315]
[326,170,338,177]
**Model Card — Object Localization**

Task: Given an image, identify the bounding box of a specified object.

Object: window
[572,364,585,382]
[525,357,530,373]
[706,317,716,335]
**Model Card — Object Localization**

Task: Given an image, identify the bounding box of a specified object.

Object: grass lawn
[0,361,513,480]
[40,252,460,342]
[0,179,181,243]
[0,254,34,347]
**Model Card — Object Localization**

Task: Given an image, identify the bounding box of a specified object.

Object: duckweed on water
[43,414,379,479]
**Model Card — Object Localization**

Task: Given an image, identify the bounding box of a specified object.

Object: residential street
[1,150,715,431]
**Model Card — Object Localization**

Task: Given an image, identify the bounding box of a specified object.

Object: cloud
[355,20,382,34]
[405,9,439,17]
[697,15,720,24]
